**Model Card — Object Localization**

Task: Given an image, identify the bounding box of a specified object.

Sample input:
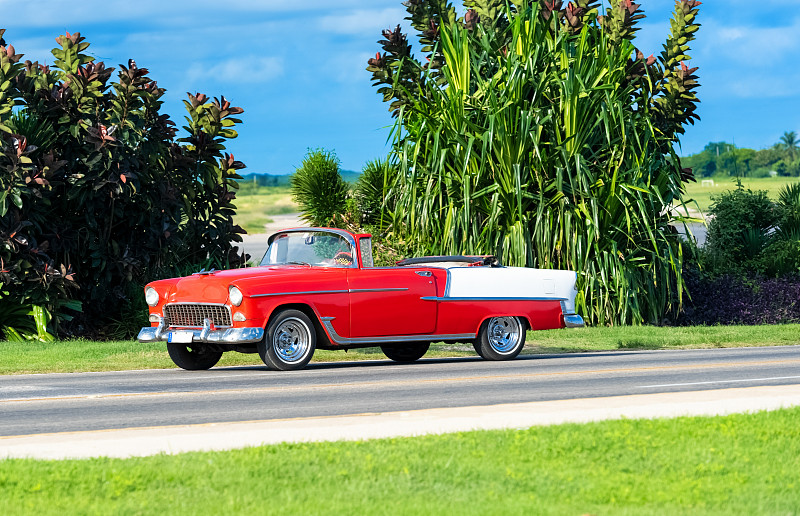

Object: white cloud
[687,17,800,100]
[0,0,372,27]
[188,56,284,84]
[318,8,406,35]
[701,18,800,66]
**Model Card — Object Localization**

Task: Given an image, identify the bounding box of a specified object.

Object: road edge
[2,384,799,460]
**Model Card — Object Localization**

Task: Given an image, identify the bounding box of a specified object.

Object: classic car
[138,228,585,371]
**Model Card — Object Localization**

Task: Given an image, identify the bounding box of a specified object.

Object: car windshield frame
[260,229,358,268]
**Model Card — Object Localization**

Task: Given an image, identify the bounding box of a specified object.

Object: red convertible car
[138,228,584,371]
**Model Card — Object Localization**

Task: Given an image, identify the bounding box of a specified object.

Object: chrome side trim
[420,296,567,302]
[250,288,409,298]
[349,288,409,293]
[250,289,349,298]
[319,317,474,346]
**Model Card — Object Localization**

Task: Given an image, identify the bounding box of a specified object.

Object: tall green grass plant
[368,1,702,325]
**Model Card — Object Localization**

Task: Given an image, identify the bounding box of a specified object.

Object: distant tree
[731,148,755,176]
[751,146,784,171]
[686,142,758,177]
[685,139,800,178]
[779,131,798,160]
[682,148,715,177]
[704,141,735,157]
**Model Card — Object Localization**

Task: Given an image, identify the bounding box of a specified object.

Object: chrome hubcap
[273,317,311,363]
[487,317,522,354]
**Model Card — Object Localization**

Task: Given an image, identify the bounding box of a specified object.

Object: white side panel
[446,267,579,312]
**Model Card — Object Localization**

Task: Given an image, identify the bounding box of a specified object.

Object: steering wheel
[333,251,353,266]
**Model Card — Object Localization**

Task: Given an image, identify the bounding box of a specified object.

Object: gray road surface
[2,346,799,437]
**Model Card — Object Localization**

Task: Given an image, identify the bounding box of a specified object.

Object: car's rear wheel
[380,343,430,363]
[167,343,223,370]
[474,316,526,361]
[260,309,316,371]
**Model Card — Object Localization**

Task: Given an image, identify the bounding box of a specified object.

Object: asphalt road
[2,346,799,437]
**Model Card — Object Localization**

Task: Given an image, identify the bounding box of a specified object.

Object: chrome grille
[163,304,232,328]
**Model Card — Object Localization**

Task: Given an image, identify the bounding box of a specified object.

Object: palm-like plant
[779,131,798,161]
[368,0,702,325]
[355,159,395,228]
[291,149,350,227]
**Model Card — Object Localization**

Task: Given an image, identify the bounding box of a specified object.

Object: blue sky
[2,1,799,174]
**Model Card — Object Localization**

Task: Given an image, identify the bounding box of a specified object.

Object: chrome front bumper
[563,313,585,328]
[137,317,264,344]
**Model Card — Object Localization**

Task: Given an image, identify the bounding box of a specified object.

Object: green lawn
[2,324,798,375]
[2,408,799,515]
[233,186,297,234]
[682,176,800,214]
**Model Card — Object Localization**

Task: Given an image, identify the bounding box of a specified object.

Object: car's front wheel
[380,343,430,363]
[167,343,223,370]
[474,316,526,361]
[259,309,316,371]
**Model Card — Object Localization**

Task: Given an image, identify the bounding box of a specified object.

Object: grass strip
[2,408,799,515]
[682,176,800,214]
[232,187,296,233]
[1,324,799,375]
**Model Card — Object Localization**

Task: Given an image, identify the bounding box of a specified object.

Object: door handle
[415,271,432,277]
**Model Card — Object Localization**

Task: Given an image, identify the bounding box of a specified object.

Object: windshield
[261,231,355,267]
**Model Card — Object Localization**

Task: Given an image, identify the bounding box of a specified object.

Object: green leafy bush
[755,239,800,277]
[0,30,246,339]
[291,149,350,227]
[0,300,53,342]
[704,181,780,273]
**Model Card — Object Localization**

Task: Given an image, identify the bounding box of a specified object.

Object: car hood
[151,265,347,304]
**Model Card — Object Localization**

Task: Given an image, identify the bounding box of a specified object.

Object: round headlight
[229,286,244,307]
[145,287,160,307]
